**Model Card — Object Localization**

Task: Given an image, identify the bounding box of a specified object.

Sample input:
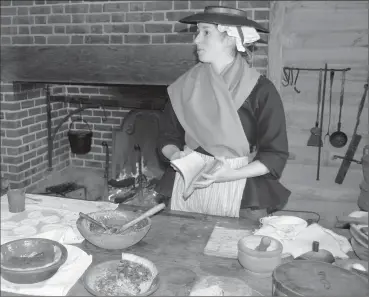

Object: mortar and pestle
[238,235,283,278]
[295,241,335,263]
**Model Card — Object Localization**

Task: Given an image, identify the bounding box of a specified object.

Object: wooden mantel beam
[0,44,198,86]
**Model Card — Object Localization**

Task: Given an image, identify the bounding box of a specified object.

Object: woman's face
[194,23,230,63]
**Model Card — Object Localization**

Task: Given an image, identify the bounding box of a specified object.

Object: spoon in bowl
[79,212,108,231]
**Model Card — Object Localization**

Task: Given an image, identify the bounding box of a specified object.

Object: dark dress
[155,75,291,212]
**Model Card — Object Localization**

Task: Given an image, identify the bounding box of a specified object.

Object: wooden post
[267,1,287,92]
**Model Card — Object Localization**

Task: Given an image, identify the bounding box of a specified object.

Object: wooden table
[67,204,270,296]
[1,201,358,296]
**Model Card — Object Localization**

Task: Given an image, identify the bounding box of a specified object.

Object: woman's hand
[170,146,192,161]
[193,157,239,189]
[170,150,186,161]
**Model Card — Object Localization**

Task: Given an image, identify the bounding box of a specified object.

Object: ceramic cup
[7,189,26,213]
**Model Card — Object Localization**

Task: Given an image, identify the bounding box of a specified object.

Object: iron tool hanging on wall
[334,83,368,184]
[307,69,323,147]
[330,71,348,148]
[316,64,329,181]
[324,70,335,143]
[282,67,301,93]
[102,141,109,200]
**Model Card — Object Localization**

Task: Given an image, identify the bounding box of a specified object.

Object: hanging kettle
[68,118,93,154]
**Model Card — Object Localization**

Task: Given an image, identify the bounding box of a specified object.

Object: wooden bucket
[272,260,368,296]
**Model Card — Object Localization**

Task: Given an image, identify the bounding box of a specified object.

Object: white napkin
[1,244,92,296]
[254,216,352,259]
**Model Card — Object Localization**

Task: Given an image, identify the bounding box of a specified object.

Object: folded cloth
[256,215,308,240]
[254,216,352,259]
[1,244,92,296]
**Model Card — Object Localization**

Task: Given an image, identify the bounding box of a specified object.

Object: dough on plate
[1,221,19,230]
[42,215,61,224]
[13,225,37,236]
[20,218,39,226]
[28,211,43,219]
[41,224,65,233]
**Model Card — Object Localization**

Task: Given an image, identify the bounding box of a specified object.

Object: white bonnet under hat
[217,25,260,52]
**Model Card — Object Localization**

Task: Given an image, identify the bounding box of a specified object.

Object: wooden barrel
[272,260,369,296]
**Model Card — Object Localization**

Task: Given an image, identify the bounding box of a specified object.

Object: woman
[154,6,291,220]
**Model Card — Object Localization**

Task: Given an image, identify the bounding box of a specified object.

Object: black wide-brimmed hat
[179,6,269,33]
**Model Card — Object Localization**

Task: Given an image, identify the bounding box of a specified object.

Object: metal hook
[78,100,83,121]
[282,67,290,87]
[101,103,107,122]
[293,69,301,93]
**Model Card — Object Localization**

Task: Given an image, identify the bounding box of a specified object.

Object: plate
[83,260,160,296]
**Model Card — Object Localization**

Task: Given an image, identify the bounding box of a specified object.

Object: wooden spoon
[115,203,165,234]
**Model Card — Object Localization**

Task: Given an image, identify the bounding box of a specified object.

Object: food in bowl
[116,259,153,294]
[84,254,159,296]
[76,210,152,250]
[89,216,149,235]
[2,247,62,271]
[0,238,68,284]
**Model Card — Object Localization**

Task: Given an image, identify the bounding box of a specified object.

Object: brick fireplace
[0,0,270,196]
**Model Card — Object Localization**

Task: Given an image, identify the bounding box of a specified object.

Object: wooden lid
[272,260,368,296]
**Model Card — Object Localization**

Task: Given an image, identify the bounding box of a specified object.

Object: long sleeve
[252,80,289,179]
[241,77,291,210]
[157,100,185,163]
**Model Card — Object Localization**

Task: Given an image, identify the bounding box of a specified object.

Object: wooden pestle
[255,236,271,251]
[116,203,166,233]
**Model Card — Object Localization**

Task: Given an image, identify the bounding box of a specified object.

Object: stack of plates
[349,211,368,261]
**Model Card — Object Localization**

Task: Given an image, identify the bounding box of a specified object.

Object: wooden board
[203,225,252,259]
[283,30,368,49]
[283,8,368,33]
[283,47,368,65]
[0,45,197,85]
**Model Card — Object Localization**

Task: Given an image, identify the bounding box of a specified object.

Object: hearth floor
[29,164,363,229]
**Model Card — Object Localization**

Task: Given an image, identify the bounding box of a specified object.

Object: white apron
[170,149,249,218]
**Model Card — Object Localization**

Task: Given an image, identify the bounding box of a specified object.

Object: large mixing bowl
[1,238,68,284]
[76,210,151,250]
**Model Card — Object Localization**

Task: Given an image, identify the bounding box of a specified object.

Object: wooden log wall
[272,1,368,170]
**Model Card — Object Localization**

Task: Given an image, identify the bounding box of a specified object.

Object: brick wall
[1,0,270,191]
[1,82,70,190]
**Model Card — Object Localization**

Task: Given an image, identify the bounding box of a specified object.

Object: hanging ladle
[330,71,348,148]
[324,70,335,143]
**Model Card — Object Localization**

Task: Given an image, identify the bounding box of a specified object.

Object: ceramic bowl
[351,237,369,261]
[76,210,151,250]
[238,235,283,278]
[0,238,68,284]
[83,253,160,296]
